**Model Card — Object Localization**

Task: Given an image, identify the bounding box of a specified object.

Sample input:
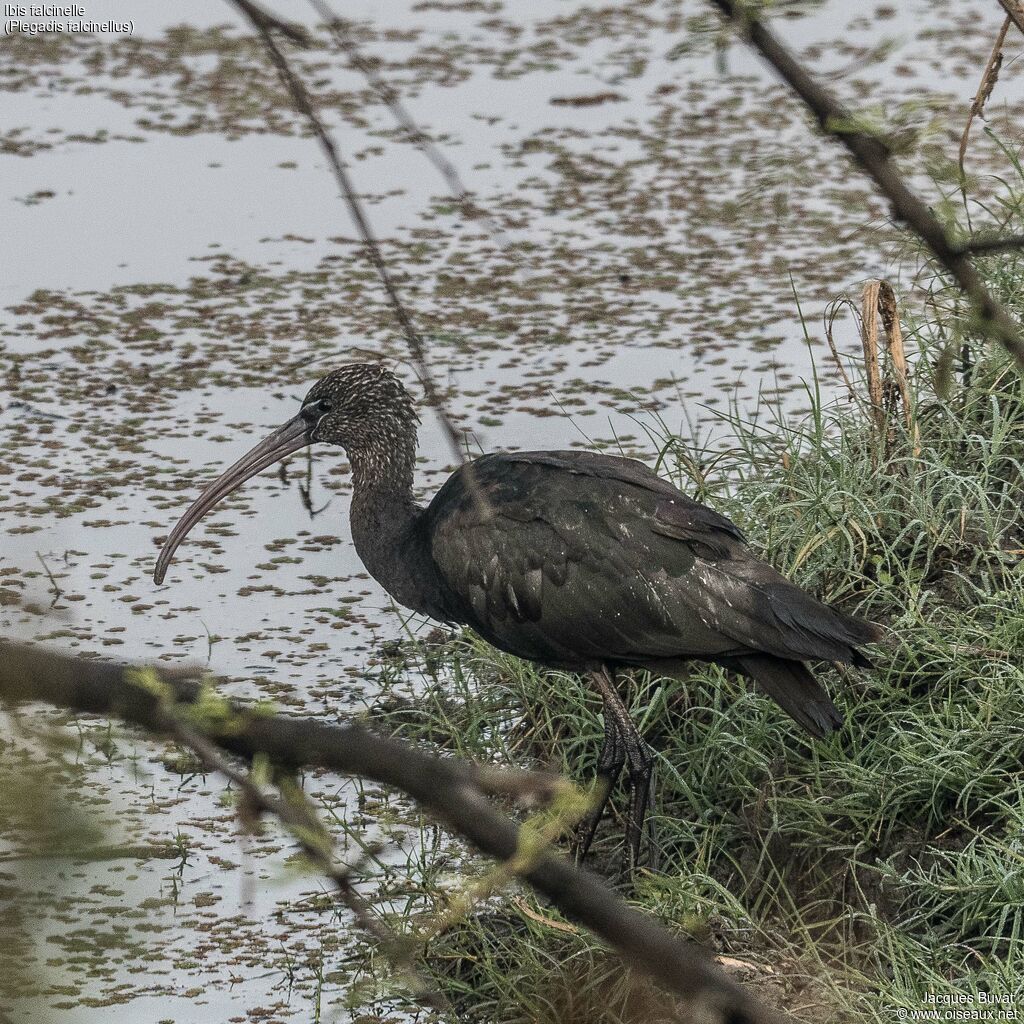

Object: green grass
[350,200,1024,1021]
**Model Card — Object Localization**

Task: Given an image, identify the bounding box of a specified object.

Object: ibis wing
[426,451,878,669]
[424,453,763,665]
[429,500,746,667]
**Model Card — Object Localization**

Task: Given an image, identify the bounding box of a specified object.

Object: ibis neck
[346,440,454,622]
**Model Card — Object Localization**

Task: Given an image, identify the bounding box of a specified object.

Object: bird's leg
[572,692,625,863]
[588,665,658,873]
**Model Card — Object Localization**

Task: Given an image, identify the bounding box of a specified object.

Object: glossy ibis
[154,364,881,869]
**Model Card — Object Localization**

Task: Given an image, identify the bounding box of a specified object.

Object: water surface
[2,1,1022,1019]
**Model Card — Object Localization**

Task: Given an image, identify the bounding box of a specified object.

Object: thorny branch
[0,640,786,1024]
[228,0,470,463]
[708,0,1024,366]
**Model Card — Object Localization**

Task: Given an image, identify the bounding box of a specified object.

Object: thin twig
[708,0,1024,367]
[822,299,859,402]
[233,0,309,45]
[162,711,446,1008]
[228,0,469,463]
[308,0,511,250]
[860,282,886,436]
[959,15,1010,177]
[0,640,786,1024]
[34,551,63,605]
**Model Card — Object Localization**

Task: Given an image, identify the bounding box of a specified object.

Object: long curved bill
[153,414,313,585]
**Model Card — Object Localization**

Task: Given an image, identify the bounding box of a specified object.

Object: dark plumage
[154,364,882,870]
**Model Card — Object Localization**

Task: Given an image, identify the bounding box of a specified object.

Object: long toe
[643,783,660,873]
[572,779,612,863]
[623,800,644,876]
[623,744,657,874]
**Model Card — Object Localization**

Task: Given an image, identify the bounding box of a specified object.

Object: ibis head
[153,364,418,585]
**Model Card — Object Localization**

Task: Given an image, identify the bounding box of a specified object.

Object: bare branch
[317,2,460,190]
[707,0,1024,366]
[0,640,786,1024]
[232,0,310,46]
[227,0,470,462]
[954,233,1024,255]
[996,0,1024,37]
[307,2,503,235]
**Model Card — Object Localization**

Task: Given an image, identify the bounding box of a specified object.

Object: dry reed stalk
[876,284,917,432]
[860,282,886,437]
[861,281,920,461]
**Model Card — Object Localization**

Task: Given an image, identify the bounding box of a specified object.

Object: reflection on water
[2,0,1022,1019]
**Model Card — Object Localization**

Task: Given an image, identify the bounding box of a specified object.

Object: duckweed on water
[4,1,1024,1020]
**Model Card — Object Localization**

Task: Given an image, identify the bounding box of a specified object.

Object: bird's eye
[302,397,332,420]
